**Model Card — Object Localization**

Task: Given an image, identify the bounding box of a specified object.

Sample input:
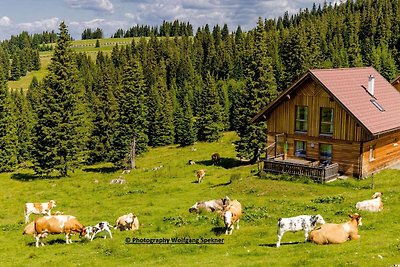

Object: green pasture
[0,132,399,266]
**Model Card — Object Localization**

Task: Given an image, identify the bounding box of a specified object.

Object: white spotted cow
[276,214,326,248]
[84,221,113,241]
[24,200,56,223]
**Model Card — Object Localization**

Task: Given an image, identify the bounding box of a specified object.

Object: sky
[0,0,330,40]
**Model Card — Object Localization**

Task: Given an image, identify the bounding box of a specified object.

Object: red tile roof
[252,67,400,136]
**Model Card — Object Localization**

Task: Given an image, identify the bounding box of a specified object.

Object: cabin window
[320,107,334,135]
[369,145,375,161]
[295,141,307,157]
[295,106,308,133]
[319,144,332,164]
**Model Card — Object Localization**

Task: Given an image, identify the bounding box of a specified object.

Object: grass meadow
[0,132,399,266]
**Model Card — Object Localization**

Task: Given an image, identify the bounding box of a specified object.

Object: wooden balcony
[260,157,339,183]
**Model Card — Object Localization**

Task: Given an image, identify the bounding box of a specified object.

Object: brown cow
[211,153,220,164]
[114,213,139,231]
[309,213,362,245]
[222,199,242,235]
[196,169,206,183]
[23,221,36,236]
[34,215,85,247]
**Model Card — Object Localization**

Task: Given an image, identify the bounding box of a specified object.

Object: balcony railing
[261,157,339,183]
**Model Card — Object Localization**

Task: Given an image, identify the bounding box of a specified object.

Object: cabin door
[275,133,286,158]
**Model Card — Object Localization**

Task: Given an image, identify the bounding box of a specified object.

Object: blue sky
[0,0,330,40]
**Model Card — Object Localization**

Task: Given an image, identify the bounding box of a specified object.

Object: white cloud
[0,16,11,26]
[65,0,114,13]
[18,17,60,32]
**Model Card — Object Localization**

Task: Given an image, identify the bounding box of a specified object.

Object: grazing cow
[356,192,383,212]
[84,221,113,241]
[34,215,85,247]
[24,200,56,223]
[189,196,231,213]
[211,153,221,164]
[196,169,206,183]
[222,199,242,235]
[114,213,139,231]
[309,214,362,245]
[276,215,326,248]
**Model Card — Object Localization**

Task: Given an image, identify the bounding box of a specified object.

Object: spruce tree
[31,22,88,176]
[0,67,18,172]
[112,56,148,169]
[235,18,278,162]
[175,94,196,146]
[197,72,224,142]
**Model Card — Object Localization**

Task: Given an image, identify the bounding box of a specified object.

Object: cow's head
[48,200,56,208]
[349,213,362,226]
[223,210,233,228]
[189,202,202,213]
[81,226,92,239]
[311,214,326,226]
[372,192,382,199]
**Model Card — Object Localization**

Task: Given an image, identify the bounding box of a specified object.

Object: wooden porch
[260,157,339,183]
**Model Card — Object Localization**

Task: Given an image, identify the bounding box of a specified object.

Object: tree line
[2,0,400,176]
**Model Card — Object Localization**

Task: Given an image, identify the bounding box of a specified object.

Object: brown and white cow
[222,199,242,235]
[309,213,362,245]
[34,215,85,247]
[24,200,56,223]
[189,196,231,213]
[196,169,206,183]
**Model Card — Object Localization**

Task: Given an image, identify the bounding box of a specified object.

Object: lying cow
[24,200,56,223]
[276,214,325,248]
[189,196,231,213]
[34,215,85,247]
[309,213,362,245]
[84,221,113,241]
[196,169,206,183]
[222,199,242,235]
[356,192,383,212]
[114,213,139,231]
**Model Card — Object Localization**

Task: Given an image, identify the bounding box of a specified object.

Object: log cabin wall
[361,131,400,177]
[264,77,377,177]
[266,77,367,142]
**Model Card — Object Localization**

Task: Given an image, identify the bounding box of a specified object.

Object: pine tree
[112,57,148,169]
[147,72,175,147]
[11,89,34,163]
[0,67,18,172]
[235,18,278,162]
[197,72,224,142]
[31,22,88,176]
[87,63,118,164]
[175,94,196,146]
[10,53,21,81]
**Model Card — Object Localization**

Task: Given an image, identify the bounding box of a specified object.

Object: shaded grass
[1,132,400,266]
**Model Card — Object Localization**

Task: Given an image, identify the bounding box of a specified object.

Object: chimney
[368,75,375,96]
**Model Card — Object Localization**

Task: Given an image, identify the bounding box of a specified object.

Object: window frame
[295,105,308,133]
[320,107,334,136]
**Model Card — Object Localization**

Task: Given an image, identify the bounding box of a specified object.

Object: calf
[356,192,383,212]
[114,213,139,231]
[211,153,221,164]
[196,169,206,183]
[24,200,56,223]
[34,215,85,247]
[276,214,325,248]
[309,214,362,245]
[84,221,113,241]
[222,199,242,235]
[189,196,231,213]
